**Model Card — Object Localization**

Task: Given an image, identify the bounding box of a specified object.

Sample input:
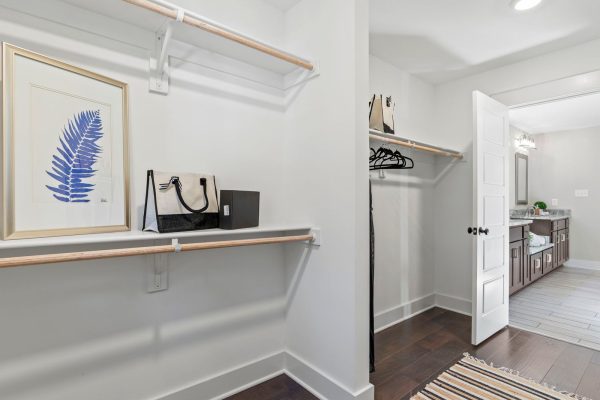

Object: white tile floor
[509,266,600,351]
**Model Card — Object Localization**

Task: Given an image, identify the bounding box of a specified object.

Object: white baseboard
[285,351,374,400]
[158,350,374,400]
[374,293,437,333]
[435,293,472,316]
[159,292,472,400]
[157,352,285,400]
[564,259,600,271]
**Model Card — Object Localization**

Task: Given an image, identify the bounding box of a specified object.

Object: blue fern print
[45,110,103,203]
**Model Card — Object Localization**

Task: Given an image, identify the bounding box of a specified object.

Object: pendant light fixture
[515,132,536,149]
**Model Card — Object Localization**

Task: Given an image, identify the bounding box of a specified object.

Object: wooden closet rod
[369,134,463,159]
[0,234,314,269]
[122,0,314,71]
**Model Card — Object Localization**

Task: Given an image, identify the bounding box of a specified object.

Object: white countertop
[511,215,569,221]
[510,219,533,227]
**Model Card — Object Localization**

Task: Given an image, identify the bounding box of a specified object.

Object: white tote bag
[369,94,395,134]
[143,170,219,233]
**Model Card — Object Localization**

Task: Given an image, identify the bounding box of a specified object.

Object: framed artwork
[2,43,130,239]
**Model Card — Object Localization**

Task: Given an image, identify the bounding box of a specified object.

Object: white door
[471,91,510,345]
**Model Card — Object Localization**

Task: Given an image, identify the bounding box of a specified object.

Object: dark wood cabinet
[530,218,569,265]
[552,231,560,268]
[509,240,525,294]
[509,225,529,295]
[543,248,553,274]
[530,252,543,282]
[509,217,570,295]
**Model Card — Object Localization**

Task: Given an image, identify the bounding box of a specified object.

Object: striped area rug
[411,354,587,400]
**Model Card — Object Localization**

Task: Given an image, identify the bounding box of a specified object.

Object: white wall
[433,37,600,313]
[0,0,371,399]
[283,0,372,398]
[368,56,437,329]
[528,127,600,264]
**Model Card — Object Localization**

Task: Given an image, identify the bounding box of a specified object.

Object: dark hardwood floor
[227,307,600,400]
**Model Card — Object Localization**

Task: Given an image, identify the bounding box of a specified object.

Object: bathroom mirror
[515,153,528,205]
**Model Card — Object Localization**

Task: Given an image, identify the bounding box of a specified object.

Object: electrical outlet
[148,254,169,293]
[551,198,558,206]
[575,189,589,198]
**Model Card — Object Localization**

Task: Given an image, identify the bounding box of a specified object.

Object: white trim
[435,293,472,316]
[285,351,374,400]
[156,352,285,400]
[564,259,600,271]
[157,350,375,400]
[492,69,600,108]
[374,293,437,333]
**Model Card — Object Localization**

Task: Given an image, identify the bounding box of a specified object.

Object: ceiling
[263,0,301,11]
[509,92,600,134]
[370,0,600,84]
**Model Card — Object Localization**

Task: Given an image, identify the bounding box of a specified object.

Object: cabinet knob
[478,227,489,235]
[467,227,477,235]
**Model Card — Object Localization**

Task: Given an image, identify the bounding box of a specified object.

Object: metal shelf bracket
[149,7,184,94]
[310,228,321,247]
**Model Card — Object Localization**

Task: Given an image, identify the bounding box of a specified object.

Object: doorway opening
[506,92,600,351]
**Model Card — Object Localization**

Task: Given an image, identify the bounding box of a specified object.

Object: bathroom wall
[433,37,600,314]
[368,55,437,330]
[528,126,600,267]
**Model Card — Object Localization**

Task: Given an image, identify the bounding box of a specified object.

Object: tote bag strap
[161,176,210,214]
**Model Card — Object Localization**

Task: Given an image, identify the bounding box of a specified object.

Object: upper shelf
[369,129,463,159]
[0,225,313,251]
[63,0,315,76]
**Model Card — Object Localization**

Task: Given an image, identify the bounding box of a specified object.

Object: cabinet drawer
[510,226,526,242]
[530,253,543,282]
[552,219,567,231]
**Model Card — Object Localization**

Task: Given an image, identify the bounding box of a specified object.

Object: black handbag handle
[172,177,209,214]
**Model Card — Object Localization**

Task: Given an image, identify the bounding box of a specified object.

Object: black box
[219,190,260,230]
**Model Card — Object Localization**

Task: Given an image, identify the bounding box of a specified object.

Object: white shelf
[61,0,317,82]
[369,129,463,159]
[0,225,313,251]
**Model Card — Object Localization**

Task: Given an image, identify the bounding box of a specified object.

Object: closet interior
[368,55,465,375]
[0,1,370,399]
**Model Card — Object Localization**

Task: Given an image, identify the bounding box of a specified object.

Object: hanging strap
[172,177,210,214]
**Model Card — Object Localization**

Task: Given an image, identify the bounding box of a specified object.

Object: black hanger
[369,146,413,170]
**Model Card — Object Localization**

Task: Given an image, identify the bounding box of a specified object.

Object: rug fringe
[461,353,592,400]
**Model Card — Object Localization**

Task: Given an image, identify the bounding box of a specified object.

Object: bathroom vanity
[509,214,570,295]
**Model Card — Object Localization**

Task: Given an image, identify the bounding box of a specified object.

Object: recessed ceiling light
[511,0,543,11]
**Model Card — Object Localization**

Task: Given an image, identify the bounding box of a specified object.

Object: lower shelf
[0,225,313,250]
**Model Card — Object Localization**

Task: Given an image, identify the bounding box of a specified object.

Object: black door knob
[479,227,489,235]
[467,227,477,235]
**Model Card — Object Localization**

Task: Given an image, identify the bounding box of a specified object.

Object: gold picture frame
[2,43,130,239]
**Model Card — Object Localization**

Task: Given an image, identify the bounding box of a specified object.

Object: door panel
[552,231,559,268]
[484,236,505,270]
[530,253,543,281]
[483,276,505,313]
[472,91,510,345]
[543,249,553,274]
